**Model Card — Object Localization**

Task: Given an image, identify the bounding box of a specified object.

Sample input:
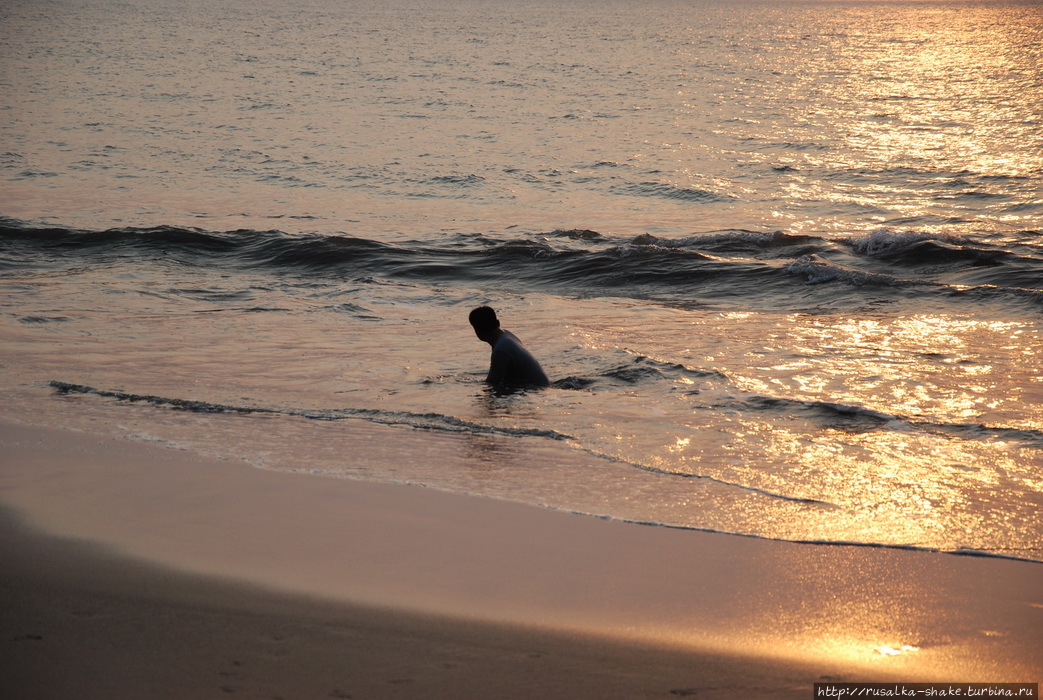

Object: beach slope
[1,421,1040,698]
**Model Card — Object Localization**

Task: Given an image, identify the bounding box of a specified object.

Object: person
[468,306,550,388]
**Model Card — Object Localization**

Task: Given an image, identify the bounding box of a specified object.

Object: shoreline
[1,419,1040,695]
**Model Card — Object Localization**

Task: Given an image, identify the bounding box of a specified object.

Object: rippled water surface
[1,0,1041,560]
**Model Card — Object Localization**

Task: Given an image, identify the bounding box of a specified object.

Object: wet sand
[1,420,1040,698]
[0,506,835,699]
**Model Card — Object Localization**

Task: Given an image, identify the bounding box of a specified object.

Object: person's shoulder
[496,330,521,347]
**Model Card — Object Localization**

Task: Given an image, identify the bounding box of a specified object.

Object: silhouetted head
[469,306,502,345]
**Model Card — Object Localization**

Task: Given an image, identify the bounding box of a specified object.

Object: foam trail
[49,381,833,507]
[569,448,837,506]
[740,394,1043,445]
[606,516,1043,564]
[48,381,574,440]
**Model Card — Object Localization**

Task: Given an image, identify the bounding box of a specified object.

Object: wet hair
[468,306,500,332]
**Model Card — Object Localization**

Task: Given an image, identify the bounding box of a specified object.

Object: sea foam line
[48,380,828,507]
[740,394,1043,445]
[569,447,835,506]
[538,505,1043,564]
[47,381,574,441]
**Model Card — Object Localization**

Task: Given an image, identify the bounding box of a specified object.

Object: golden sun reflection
[744,314,1041,431]
[793,8,1043,225]
[579,309,1041,557]
[876,644,921,657]
[669,436,691,453]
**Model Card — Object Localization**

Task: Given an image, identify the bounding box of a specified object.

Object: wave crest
[4,219,1038,311]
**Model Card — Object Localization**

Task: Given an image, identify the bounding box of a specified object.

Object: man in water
[468,306,550,388]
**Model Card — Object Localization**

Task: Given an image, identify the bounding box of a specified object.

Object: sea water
[2,0,1041,560]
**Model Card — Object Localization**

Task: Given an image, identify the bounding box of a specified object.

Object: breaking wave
[2,219,1040,311]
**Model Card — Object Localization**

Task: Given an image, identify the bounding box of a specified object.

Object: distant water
[2,0,1041,561]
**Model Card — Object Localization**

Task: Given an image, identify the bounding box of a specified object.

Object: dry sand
[1,420,1040,698]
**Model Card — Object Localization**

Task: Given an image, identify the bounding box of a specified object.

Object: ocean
[2,0,1041,561]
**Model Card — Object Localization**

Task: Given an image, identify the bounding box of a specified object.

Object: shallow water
[1,0,1041,560]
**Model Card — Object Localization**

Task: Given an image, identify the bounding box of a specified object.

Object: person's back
[489,330,549,388]
[468,306,550,388]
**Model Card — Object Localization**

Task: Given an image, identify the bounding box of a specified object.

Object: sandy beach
[0,506,813,700]
[1,419,1039,698]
